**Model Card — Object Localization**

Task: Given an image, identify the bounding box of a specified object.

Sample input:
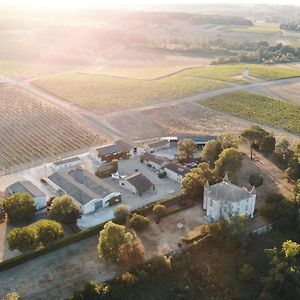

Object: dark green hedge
[0,194,184,272]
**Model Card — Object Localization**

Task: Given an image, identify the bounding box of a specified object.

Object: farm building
[178,135,217,148]
[119,172,155,196]
[47,170,121,214]
[5,181,46,210]
[90,139,136,163]
[147,139,170,152]
[163,162,190,182]
[203,175,256,222]
[51,156,81,171]
[142,152,166,170]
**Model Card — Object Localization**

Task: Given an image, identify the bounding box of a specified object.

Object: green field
[179,64,300,82]
[229,24,280,34]
[200,90,300,134]
[33,73,228,111]
[0,60,69,80]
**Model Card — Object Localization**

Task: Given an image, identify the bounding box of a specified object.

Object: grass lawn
[33,73,228,111]
[200,90,300,134]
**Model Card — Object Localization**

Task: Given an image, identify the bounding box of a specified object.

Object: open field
[33,73,228,111]
[200,90,300,135]
[263,80,300,106]
[180,64,300,82]
[104,102,300,144]
[229,24,280,34]
[0,86,103,174]
[0,60,72,80]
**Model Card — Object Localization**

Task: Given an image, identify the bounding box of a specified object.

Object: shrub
[249,172,264,187]
[7,226,38,252]
[121,272,137,285]
[0,201,6,223]
[158,171,167,178]
[3,292,20,300]
[129,213,150,231]
[152,204,166,218]
[3,193,36,224]
[239,264,254,281]
[34,219,64,246]
[48,195,81,225]
[114,204,130,224]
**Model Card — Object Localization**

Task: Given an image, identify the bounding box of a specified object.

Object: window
[210,199,213,207]
[246,205,248,211]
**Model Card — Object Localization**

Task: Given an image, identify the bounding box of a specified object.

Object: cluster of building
[4,135,256,222]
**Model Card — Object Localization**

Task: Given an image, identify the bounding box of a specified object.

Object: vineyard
[200,90,300,135]
[0,86,103,174]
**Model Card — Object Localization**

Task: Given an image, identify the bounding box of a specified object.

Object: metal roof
[148,139,169,149]
[178,135,217,144]
[96,144,124,156]
[68,169,111,198]
[164,162,190,176]
[125,173,154,193]
[142,152,165,166]
[48,172,100,205]
[6,181,45,198]
[53,156,81,166]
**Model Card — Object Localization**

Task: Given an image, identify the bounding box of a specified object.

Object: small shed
[119,173,155,196]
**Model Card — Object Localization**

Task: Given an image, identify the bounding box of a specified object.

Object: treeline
[213,42,300,64]
[280,21,300,32]
[190,15,253,26]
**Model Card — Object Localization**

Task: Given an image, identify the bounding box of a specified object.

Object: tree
[214,147,242,177]
[98,221,133,263]
[217,132,239,149]
[273,138,293,166]
[178,139,197,161]
[261,240,300,299]
[0,201,6,223]
[2,292,20,300]
[201,140,222,164]
[114,204,130,225]
[3,193,36,224]
[118,238,145,267]
[239,264,254,281]
[152,204,166,219]
[241,126,262,159]
[34,219,64,246]
[249,172,264,187]
[48,195,81,225]
[181,162,214,198]
[129,213,150,231]
[261,135,276,153]
[7,226,38,252]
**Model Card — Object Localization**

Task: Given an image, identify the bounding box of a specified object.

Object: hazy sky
[1,0,300,8]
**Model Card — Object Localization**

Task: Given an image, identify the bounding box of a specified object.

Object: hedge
[0,194,184,272]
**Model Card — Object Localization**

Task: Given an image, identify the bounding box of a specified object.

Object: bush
[3,292,20,300]
[3,193,36,224]
[0,201,6,223]
[114,204,130,224]
[239,264,254,281]
[129,213,150,231]
[152,204,166,218]
[249,172,264,187]
[34,219,64,246]
[158,171,167,178]
[7,226,38,252]
[121,272,137,285]
[48,195,81,225]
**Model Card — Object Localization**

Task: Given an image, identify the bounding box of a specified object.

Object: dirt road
[16,76,300,142]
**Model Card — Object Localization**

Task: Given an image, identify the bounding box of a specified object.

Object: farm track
[16,76,300,143]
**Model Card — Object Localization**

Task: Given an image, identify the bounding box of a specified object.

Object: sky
[1,0,300,8]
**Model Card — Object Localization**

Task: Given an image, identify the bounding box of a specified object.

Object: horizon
[1,0,300,9]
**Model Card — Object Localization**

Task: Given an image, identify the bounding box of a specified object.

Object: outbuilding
[51,156,81,171]
[5,180,46,210]
[119,172,155,196]
[47,170,121,214]
[142,152,166,170]
[163,162,190,182]
[147,139,170,152]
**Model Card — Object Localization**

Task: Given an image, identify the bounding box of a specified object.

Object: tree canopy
[3,193,36,224]
[48,195,81,225]
[178,139,197,161]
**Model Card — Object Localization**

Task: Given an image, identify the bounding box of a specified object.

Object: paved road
[16,76,300,142]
